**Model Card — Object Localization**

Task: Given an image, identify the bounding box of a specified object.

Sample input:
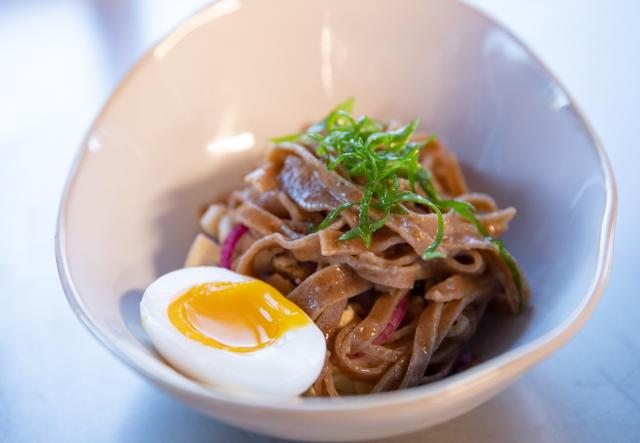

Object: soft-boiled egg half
[140,267,326,398]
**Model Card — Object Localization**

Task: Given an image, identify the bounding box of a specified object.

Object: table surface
[2,1,639,442]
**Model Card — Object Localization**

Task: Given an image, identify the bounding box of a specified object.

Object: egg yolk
[168,280,310,352]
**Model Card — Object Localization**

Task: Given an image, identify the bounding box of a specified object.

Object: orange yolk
[167,280,310,352]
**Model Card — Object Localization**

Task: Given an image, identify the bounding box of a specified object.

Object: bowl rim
[55,0,618,412]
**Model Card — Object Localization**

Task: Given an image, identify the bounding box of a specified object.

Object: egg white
[140,266,326,398]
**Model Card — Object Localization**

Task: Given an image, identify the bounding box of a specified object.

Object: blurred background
[1,1,638,442]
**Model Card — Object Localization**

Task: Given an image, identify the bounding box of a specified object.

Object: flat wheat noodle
[194,134,530,396]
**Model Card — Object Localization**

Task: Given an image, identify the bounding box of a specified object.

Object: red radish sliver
[373,295,409,345]
[219,224,248,269]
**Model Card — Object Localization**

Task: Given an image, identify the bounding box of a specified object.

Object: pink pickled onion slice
[373,295,409,345]
[219,224,248,269]
[452,350,474,374]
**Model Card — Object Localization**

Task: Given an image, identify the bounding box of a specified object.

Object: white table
[2,1,638,441]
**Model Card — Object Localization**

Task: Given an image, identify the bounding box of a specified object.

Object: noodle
[187,113,530,396]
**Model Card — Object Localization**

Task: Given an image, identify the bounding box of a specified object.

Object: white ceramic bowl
[56,0,617,440]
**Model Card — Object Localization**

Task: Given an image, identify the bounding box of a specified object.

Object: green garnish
[310,202,354,233]
[273,99,524,313]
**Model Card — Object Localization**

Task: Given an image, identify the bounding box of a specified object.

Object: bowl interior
[59,0,608,405]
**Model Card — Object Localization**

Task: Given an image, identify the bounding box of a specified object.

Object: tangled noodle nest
[186,134,530,396]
